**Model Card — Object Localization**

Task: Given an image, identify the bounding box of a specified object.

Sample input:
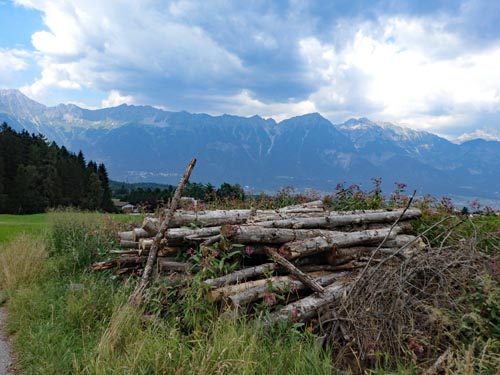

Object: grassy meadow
[0,213,50,244]
[0,200,499,374]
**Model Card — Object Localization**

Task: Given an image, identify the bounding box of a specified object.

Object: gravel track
[0,308,13,375]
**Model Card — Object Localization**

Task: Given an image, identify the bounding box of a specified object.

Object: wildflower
[408,338,424,354]
[187,248,196,257]
[366,342,376,362]
[262,292,277,306]
[471,200,481,210]
[245,246,255,256]
[395,182,407,190]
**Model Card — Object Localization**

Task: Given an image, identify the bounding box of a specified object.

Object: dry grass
[0,234,48,292]
[96,303,142,362]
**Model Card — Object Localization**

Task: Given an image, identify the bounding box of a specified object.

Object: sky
[1,0,500,140]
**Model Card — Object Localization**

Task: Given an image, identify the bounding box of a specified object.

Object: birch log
[228,271,348,307]
[118,231,134,241]
[132,228,150,241]
[142,218,159,236]
[204,263,278,288]
[269,279,353,323]
[120,240,139,249]
[279,227,401,259]
[254,208,421,229]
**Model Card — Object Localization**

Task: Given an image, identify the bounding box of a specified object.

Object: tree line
[112,181,245,209]
[0,123,115,214]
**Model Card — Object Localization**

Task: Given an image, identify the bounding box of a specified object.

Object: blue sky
[2,0,500,140]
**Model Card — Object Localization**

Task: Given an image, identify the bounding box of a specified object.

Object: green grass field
[0,213,142,245]
[0,213,50,244]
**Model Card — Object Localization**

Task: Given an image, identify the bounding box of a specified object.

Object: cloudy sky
[1,0,500,139]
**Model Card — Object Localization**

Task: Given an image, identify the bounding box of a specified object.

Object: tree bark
[279,227,401,259]
[209,278,270,302]
[164,226,222,245]
[269,279,353,323]
[381,234,419,248]
[132,228,150,241]
[120,240,139,249]
[204,263,278,288]
[118,231,134,241]
[142,217,159,236]
[253,208,421,229]
[129,158,196,307]
[265,247,325,293]
[158,260,195,273]
[228,271,347,307]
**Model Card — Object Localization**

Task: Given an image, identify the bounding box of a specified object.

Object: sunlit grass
[0,213,49,244]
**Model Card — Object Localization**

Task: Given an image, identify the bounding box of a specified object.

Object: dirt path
[0,308,14,375]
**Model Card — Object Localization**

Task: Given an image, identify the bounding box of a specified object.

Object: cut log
[109,249,141,255]
[281,200,324,210]
[301,262,367,273]
[164,226,221,245]
[269,279,353,323]
[92,259,117,271]
[279,227,401,259]
[228,271,348,307]
[265,247,325,293]
[158,261,194,273]
[118,231,134,241]
[139,238,153,250]
[253,208,421,229]
[118,255,148,268]
[209,278,270,302]
[230,226,333,244]
[142,217,159,236]
[120,240,139,249]
[132,228,150,241]
[171,209,254,228]
[382,234,418,248]
[204,263,278,288]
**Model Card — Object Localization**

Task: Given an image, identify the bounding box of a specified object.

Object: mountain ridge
[1,89,499,201]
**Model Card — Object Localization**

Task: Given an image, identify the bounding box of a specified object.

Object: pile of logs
[93,200,424,322]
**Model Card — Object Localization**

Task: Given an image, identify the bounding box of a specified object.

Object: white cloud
[101,90,134,108]
[11,0,500,137]
[298,16,500,132]
[0,49,29,83]
[16,0,245,103]
[201,90,317,122]
[455,128,500,143]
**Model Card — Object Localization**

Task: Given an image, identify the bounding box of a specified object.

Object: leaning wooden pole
[129,158,197,307]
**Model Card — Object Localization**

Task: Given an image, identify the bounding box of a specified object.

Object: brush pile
[93,200,425,322]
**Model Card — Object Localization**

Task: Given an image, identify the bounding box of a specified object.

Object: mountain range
[1,88,499,202]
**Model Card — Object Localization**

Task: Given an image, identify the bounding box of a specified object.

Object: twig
[350,191,416,291]
[361,215,455,286]
[129,158,197,307]
[265,247,325,293]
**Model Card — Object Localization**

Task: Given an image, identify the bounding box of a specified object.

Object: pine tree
[97,163,115,212]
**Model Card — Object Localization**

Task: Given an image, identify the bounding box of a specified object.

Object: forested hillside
[0,122,114,214]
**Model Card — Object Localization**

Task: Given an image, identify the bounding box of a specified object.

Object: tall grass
[0,234,47,292]
[91,307,332,375]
